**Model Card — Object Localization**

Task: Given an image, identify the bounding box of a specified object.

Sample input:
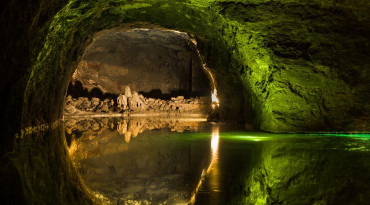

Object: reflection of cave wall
[70,29,210,98]
[205,136,370,205]
[243,140,370,205]
[66,118,212,203]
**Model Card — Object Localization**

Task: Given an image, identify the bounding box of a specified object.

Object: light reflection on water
[209,126,220,193]
[65,117,370,205]
[189,125,220,204]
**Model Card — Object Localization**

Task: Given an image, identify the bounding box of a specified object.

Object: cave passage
[2,0,370,204]
[65,28,213,116]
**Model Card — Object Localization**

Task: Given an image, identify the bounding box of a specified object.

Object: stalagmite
[117,94,128,110]
[124,86,132,98]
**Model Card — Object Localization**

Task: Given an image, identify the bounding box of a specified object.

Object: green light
[219,132,370,142]
[306,133,370,138]
[228,135,271,142]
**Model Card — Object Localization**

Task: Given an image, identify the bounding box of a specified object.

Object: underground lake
[64,117,370,204]
[2,0,370,204]
[9,117,369,204]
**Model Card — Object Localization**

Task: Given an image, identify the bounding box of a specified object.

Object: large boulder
[91,97,100,108]
[64,104,77,114]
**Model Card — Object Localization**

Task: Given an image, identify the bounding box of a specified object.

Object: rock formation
[117,94,128,110]
[64,86,207,115]
[128,91,146,111]
[124,86,131,98]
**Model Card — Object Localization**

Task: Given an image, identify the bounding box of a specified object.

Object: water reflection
[189,125,220,204]
[66,117,213,204]
[64,118,369,204]
[5,118,368,204]
[194,132,370,205]
[65,117,208,160]
[209,126,220,193]
[3,125,93,204]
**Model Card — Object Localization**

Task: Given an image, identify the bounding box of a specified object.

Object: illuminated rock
[117,94,128,110]
[128,91,146,111]
[124,86,132,98]
[101,102,109,113]
[64,104,77,114]
[90,97,100,110]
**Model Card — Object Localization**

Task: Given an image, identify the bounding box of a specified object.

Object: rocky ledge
[64,86,209,116]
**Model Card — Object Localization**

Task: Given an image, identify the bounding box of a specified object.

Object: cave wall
[72,28,210,97]
[0,0,69,155]
[220,1,370,131]
[2,0,370,142]
[20,0,370,133]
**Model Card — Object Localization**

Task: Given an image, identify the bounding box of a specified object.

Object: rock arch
[22,4,247,129]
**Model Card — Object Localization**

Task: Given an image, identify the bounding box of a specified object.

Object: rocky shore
[64,86,208,116]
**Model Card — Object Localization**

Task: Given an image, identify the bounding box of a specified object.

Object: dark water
[65,117,370,205]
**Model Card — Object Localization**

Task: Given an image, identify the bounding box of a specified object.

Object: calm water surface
[65,117,370,204]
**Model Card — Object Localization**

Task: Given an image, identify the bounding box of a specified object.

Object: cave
[1,0,370,204]
[65,27,213,116]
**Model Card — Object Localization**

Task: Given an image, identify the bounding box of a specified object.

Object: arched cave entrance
[64,28,213,116]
